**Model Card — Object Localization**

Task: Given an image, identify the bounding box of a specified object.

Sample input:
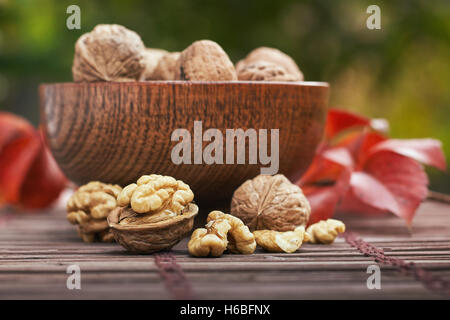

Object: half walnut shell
[107,203,198,254]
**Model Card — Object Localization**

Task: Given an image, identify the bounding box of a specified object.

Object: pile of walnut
[67,181,122,242]
[66,174,345,255]
[188,174,346,257]
[67,175,198,254]
[72,24,303,82]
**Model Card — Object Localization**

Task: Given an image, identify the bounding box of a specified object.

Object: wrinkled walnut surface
[117,174,194,215]
[231,174,311,232]
[175,40,237,81]
[67,181,122,242]
[108,203,198,253]
[254,226,308,253]
[72,24,145,82]
[306,219,346,244]
[148,52,180,80]
[140,48,168,80]
[237,61,298,81]
[188,218,231,257]
[207,211,256,254]
[236,47,303,81]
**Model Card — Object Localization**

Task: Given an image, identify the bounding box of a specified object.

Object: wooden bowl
[40,81,328,206]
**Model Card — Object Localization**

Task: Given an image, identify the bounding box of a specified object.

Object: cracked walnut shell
[67,181,122,242]
[306,219,346,244]
[108,203,198,253]
[231,174,311,232]
[175,40,237,81]
[254,226,309,253]
[109,174,197,253]
[207,211,256,254]
[72,24,146,82]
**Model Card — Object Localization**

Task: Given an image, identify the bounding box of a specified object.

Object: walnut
[108,174,197,253]
[237,61,298,81]
[72,24,146,82]
[230,174,311,232]
[175,40,237,81]
[148,52,180,80]
[207,211,256,254]
[117,174,194,215]
[140,48,168,80]
[235,47,303,81]
[253,226,308,253]
[306,219,346,244]
[67,181,122,242]
[188,219,231,257]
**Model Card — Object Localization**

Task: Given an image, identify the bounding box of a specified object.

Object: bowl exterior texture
[40,81,328,205]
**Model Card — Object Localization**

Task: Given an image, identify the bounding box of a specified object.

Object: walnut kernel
[175,40,237,81]
[230,174,311,232]
[207,211,256,254]
[109,174,197,253]
[254,226,308,253]
[67,181,122,242]
[306,219,346,244]
[72,24,145,82]
[188,219,231,257]
[117,174,194,215]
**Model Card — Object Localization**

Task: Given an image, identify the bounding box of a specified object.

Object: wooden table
[0,199,449,300]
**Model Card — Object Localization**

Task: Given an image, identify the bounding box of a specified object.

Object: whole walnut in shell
[148,52,180,80]
[108,174,197,253]
[230,174,311,232]
[140,48,169,80]
[237,61,298,81]
[67,181,122,242]
[72,24,146,82]
[175,40,237,81]
[236,47,303,81]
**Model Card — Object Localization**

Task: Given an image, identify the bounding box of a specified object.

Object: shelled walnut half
[188,211,256,257]
[254,226,309,253]
[306,219,346,244]
[67,181,122,242]
[108,174,197,253]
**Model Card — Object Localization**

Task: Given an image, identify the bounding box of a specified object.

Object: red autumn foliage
[298,109,446,226]
[0,112,67,210]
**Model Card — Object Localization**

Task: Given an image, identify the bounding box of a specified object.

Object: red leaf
[302,168,351,225]
[367,139,446,170]
[300,147,353,185]
[0,133,41,205]
[325,109,370,140]
[338,151,428,225]
[0,115,68,210]
[0,112,35,150]
[18,137,67,209]
[298,148,352,225]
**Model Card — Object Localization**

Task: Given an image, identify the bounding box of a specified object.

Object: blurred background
[0,0,448,192]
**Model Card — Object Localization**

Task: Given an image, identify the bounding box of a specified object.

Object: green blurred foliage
[0,0,448,191]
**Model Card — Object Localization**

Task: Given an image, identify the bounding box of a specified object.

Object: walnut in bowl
[107,174,198,253]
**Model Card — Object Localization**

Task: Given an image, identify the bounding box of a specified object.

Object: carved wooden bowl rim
[40,80,329,88]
